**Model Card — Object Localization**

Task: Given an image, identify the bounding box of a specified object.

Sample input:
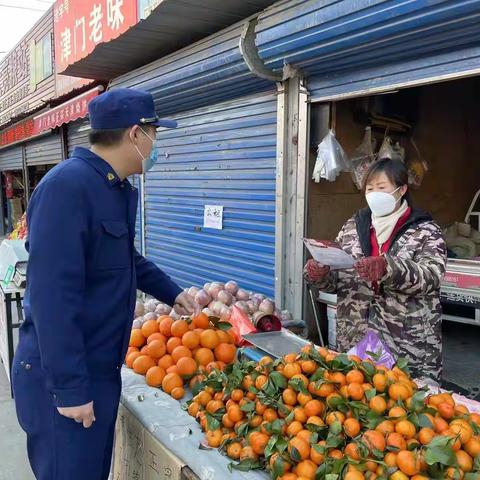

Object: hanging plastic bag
[378,136,405,162]
[407,138,428,188]
[312,130,350,183]
[227,306,257,346]
[347,329,396,369]
[350,127,377,189]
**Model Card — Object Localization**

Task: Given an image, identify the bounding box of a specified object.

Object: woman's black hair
[362,158,411,203]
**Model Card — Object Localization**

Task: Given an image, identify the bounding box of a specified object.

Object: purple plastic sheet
[347,330,396,369]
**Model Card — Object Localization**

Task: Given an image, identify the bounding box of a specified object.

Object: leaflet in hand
[303,238,355,270]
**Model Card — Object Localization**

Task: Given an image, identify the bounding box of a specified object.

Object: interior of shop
[307,76,480,399]
[1,171,26,235]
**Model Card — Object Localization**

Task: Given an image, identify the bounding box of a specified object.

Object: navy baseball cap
[88,88,177,130]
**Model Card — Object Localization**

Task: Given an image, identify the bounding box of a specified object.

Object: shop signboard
[53,0,138,74]
[0,119,35,149]
[32,86,101,135]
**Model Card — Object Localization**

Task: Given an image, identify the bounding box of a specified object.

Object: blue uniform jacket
[18,147,182,408]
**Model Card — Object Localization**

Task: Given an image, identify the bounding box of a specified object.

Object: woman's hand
[305,259,330,282]
[355,256,387,282]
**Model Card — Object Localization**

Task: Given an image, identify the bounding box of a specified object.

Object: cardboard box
[0,240,28,287]
[113,404,186,480]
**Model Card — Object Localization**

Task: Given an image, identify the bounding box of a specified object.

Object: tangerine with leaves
[288,436,310,461]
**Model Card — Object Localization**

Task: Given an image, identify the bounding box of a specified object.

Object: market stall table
[0,282,24,393]
[115,367,269,480]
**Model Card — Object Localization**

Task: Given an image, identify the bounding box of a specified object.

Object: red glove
[355,256,387,282]
[305,259,330,282]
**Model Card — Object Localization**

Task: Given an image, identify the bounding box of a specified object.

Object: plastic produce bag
[350,127,377,189]
[312,130,350,183]
[228,305,257,346]
[347,329,396,369]
[407,138,428,188]
[378,136,405,162]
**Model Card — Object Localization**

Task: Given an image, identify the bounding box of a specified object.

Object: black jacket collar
[354,207,433,257]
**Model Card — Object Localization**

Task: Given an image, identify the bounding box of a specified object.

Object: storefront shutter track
[25,134,63,166]
[0,146,23,171]
[67,119,91,156]
[145,92,277,296]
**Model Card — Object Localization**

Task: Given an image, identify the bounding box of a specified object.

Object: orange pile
[186,345,480,479]
[125,313,237,400]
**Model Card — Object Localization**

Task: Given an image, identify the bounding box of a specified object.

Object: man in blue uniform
[12,88,198,479]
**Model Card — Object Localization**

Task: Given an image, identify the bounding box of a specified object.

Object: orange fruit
[126,351,142,368]
[240,446,258,461]
[464,436,480,458]
[434,416,449,433]
[384,452,398,467]
[216,330,231,344]
[206,399,224,414]
[397,450,421,476]
[456,450,473,472]
[287,421,303,437]
[166,337,182,354]
[130,329,146,348]
[344,472,365,480]
[300,360,317,374]
[263,408,278,422]
[140,345,149,355]
[344,418,361,438]
[310,441,327,465]
[230,389,243,402]
[288,436,310,461]
[192,312,210,329]
[194,348,215,366]
[158,354,174,370]
[206,429,222,448]
[222,413,235,429]
[347,382,365,400]
[389,406,407,422]
[376,420,395,435]
[249,432,269,455]
[363,430,386,452]
[182,331,200,350]
[325,411,346,426]
[346,369,365,384]
[329,449,343,459]
[162,372,183,394]
[344,442,361,461]
[126,346,139,357]
[176,357,197,376]
[330,372,347,387]
[389,382,411,401]
[304,399,324,418]
[141,320,159,338]
[438,402,455,420]
[170,387,185,400]
[297,392,313,406]
[132,355,156,375]
[255,401,266,415]
[147,332,167,344]
[187,401,200,417]
[200,329,220,349]
[171,320,189,338]
[395,420,417,439]
[294,459,317,479]
[284,363,302,379]
[387,432,407,450]
[214,343,236,364]
[369,395,387,415]
[372,373,387,392]
[147,339,167,359]
[306,416,324,427]
[195,390,212,406]
[418,427,436,445]
[227,404,244,423]
[226,442,242,460]
[145,366,166,387]
[166,365,179,374]
[450,422,473,445]
[158,316,174,337]
[171,345,192,364]
[283,388,298,406]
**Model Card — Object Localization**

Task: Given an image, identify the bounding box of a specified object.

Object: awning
[61,0,277,80]
[32,86,102,135]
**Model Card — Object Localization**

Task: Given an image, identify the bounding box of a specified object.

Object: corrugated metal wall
[145,91,277,296]
[67,119,91,156]
[129,174,143,254]
[0,145,23,171]
[25,134,62,166]
[110,0,480,115]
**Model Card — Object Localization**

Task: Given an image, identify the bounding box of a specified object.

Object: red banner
[0,119,35,149]
[53,0,138,73]
[33,87,102,134]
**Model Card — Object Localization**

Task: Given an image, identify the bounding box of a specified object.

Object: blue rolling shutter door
[145,91,277,296]
[67,119,91,156]
[129,175,143,254]
[0,146,23,171]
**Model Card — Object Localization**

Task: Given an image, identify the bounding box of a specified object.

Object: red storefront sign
[0,119,34,148]
[53,0,138,73]
[32,87,101,134]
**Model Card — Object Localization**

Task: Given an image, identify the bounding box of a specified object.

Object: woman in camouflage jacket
[305,159,447,381]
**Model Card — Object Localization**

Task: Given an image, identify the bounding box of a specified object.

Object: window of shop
[30,33,53,88]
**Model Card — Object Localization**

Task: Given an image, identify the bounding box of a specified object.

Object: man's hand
[57,401,95,428]
[355,256,387,282]
[174,291,201,317]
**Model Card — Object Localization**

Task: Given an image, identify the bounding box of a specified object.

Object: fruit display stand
[113,366,269,480]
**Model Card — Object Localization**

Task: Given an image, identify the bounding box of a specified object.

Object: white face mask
[132,127,157,173]
[366,186,402,217]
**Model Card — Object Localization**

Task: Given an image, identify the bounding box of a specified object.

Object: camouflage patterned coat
[306,207,447,380]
